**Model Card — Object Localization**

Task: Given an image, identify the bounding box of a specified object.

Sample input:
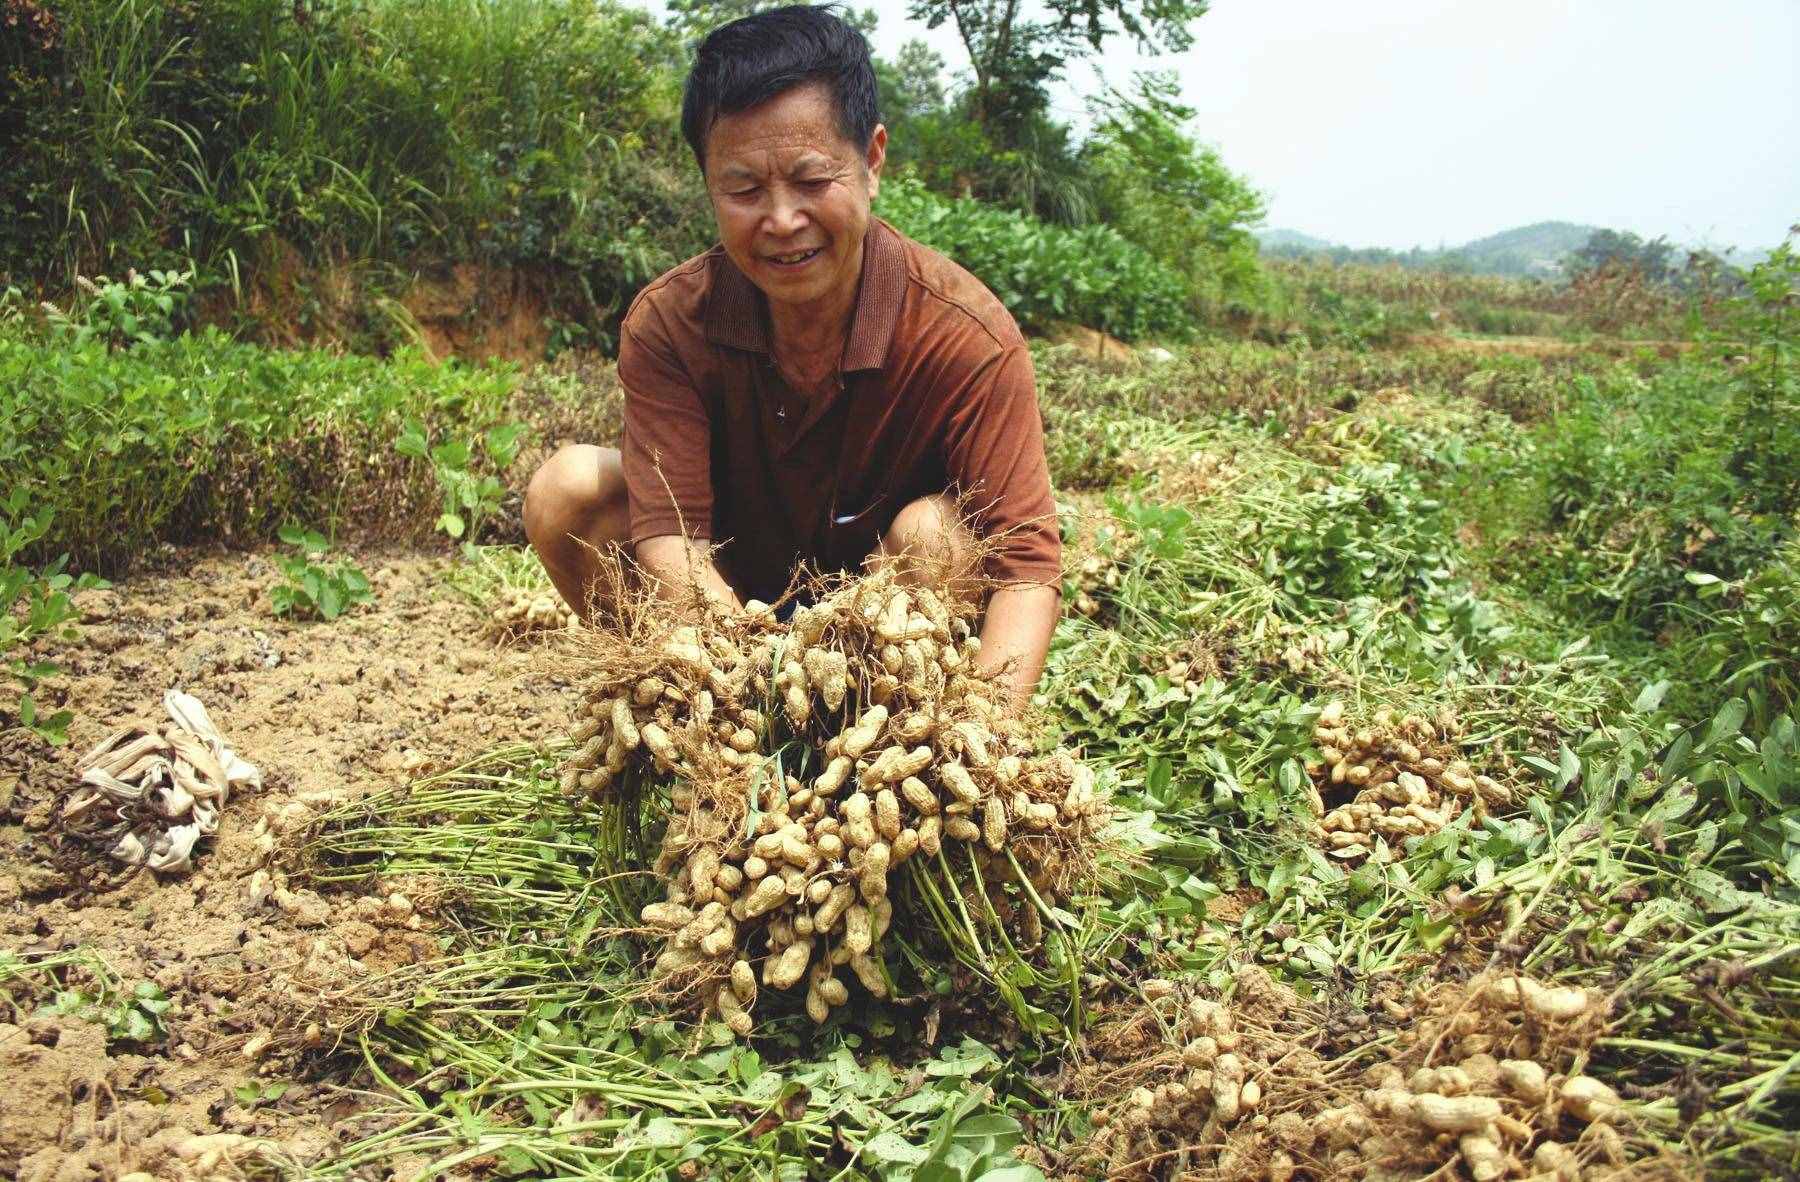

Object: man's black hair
[681,5,879,169]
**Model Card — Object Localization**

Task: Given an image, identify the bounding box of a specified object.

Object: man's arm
[635,535,743,614]
[619,309,725,611]
[976,583,1060,709]
[939,344,1064,706]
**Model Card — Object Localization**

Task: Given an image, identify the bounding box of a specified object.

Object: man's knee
[874,494,979,592]
[523,444,627,554]
[882,494,963,554]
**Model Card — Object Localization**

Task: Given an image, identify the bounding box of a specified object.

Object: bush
[878,175,1191,341]
[1032,337,1626,442]
[1475,246,1798,636]
[1252,257,1712,343]
[41,268,193,348]
[1225,261,1430,348]
[1,490,105,745]
[0,325,521,573]
[270,524,374,621]
[894,107,1098,228]
[1677,545,1800,722]
[1448,300,1566,337]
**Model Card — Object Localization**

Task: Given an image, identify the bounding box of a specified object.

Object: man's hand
[635,536,743,614]
[975,583,1060,710]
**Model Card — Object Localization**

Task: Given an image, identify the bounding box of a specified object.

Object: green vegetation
[1,948,172,1045]
[3,0,1264,347]
[1082,75,1265,317]
[395,418,528,551]
[269,524,373,621]
[1263,220,1757,288]
[1257,221,1752,343]
[1469,248,1800,711]
[2,0,710,339]
[290,749,1065,1180]
[0,325,521,574]
[1248,254,1720,343]
[4,2,1798,1177]
[39,267,193,349]
[1,489,105,745]
[879,176,1192,341]
[12,238,1758,1181]
[905,0,1205,146]
[1261,221,1606,278]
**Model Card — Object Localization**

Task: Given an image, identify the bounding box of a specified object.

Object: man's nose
[764,188,809,238]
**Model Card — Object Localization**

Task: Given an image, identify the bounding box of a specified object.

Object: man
[523,4,1060,705]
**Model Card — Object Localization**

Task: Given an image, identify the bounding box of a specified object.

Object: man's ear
[864,124,888,199]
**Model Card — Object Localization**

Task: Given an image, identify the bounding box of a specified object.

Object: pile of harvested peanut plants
[1304,700,1511,865]
[1077,966,1329,1180]
[486,586,580,643]
[559,564,1113,1035]
[1064,524,1133,620]
[1079,966,1674,1182]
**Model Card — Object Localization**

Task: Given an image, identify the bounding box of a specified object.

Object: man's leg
[523,444,630,618]
[867,494,982,602]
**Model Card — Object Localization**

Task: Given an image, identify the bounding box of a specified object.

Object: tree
[1568,229,1677,285]
[664,2,880,48]
[877,38,949,134]
[907,0,1208,147]
[1084,73,1264,307]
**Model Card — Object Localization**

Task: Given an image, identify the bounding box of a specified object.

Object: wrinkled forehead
[703,82,863,180]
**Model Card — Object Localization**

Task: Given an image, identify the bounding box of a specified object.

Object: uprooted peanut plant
[560,561,1115,1033]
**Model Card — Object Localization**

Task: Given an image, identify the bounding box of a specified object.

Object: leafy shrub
[270,525,373,621]
[895,106,1099,229]
[39,977,173,1046]
[1032,338,1624,447]
[1261,461,1456,603]
[878,174,1192,341]
[1,490,105,745]
[1497,356,1794,629]
[1477,364,1768,622]
[396,420,527,550]
[1244,263,1432,348]
[1251,257,1711,341]
[1562,697,1800,891]
[41,268,191,348]
[0,326,521,573]
[1677,544,1800,722]
[1448,300,1565,337]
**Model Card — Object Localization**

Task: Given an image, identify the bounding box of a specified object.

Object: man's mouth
[767,247,822,267]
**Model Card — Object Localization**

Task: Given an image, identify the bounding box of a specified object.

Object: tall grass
[1,0,710,323]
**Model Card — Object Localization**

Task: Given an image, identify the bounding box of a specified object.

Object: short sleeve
[942,345,1062,588]
[619,306,713,544]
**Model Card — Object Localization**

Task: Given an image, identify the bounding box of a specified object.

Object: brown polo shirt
[618,217,1061,604]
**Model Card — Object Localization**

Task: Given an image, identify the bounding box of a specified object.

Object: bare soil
[0,545,579,1181]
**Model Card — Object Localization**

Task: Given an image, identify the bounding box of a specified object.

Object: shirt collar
[704,217,907,373]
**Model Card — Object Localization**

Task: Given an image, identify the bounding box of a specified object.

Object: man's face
[703,83,886,315]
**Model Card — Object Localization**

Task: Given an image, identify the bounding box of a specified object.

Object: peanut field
[3,247,1799,1182]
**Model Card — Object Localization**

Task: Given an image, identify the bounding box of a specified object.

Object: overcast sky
[870,0,1800,252]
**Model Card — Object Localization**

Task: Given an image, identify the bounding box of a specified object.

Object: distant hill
[1453,222,1602,275]
[1257,221,1607,278]
[1256,228,1338,253]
